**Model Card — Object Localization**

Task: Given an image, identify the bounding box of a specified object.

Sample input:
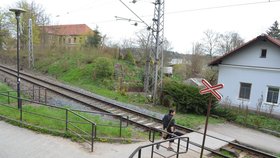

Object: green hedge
[162,80,216,114]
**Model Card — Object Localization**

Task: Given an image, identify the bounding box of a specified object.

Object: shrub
[162,80,216,114]
[124,50,135,65]
[94,57,114,80]
[211,106,237,121]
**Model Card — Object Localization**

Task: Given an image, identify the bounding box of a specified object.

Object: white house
[209,35,280,115]
[168,58,183,65]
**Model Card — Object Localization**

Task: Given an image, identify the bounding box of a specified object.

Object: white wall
[222,40,280,68]
[217,40,280,115]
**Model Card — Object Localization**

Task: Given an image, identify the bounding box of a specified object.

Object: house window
[260,49,267,58]
[239,82,252,99]
[68,38,71,44]
[74,37,77,43]
[266,87,279,104]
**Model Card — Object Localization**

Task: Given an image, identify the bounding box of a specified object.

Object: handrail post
[119,116,122,137]
[91,123,95,152]
[151,142,154,158]
[65,109,68,132]
[7,91,10,104]
[176,138,181,158]
[152,129,155,142]
[32,84,35,100]
[138,149,142,158]
[20,103,22,121]
[38,86,41,102]
[44,88,47,104]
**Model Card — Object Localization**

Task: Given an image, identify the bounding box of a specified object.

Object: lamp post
[9,8,26,110]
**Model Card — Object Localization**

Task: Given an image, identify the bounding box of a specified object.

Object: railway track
[0,64,277,158]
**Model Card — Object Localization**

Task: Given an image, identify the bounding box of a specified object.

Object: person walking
[157,109,183,151]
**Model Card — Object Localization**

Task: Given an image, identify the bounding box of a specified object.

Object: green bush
[212,106,237,121]
[162,80,216,114]
[124,50,135,65]
[94,57,114,80]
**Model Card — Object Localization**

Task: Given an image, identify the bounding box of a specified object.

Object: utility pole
[28,18,34,68]
[148,0,165,105]
[118,0,165,105]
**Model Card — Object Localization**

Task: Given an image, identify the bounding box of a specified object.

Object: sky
[1,0,280,54]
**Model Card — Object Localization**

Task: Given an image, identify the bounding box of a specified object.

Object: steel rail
[0,64,277,158]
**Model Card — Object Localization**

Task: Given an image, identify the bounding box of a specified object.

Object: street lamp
[9,8,26,110]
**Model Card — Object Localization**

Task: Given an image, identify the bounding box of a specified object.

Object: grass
[2,49,280,136]
[0,104,144,139]
[235,112,280,133]
[0,82,147,142]
[214,106,280,133]
[176,113,224,129]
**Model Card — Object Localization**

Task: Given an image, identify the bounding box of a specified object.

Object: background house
[41,24,94,47]
[209,35,280,115]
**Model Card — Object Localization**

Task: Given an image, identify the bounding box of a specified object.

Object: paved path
[207,123,280,154]
[0,121,199,158]
[2,120,279,158]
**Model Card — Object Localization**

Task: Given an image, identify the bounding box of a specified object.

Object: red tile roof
[43,24,93,36]
[209,34,280,66]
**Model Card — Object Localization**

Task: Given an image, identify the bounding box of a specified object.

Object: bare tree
[201,30,220,57]
[218,32,244,55]
[191,42,204,77]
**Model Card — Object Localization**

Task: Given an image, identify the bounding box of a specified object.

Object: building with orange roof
[41,24,94,47]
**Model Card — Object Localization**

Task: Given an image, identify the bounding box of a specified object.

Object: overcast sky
[1,0,280,53]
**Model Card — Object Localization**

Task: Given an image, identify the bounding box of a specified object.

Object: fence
[0,89,128,152]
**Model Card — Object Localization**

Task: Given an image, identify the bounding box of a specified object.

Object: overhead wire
[166,0,280,15]
[118,0,151,28]
[54,0,280,26]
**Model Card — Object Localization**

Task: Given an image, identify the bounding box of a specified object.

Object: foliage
[266,21,280,40]
[212,106,280,133]
[94,57,114,80]
[172,64,188,81]
[0,8,13,50]
[124,49,135,65]
[86,30,102,48]
[0,104,136,138]
[162,79,217,114]
[176,113,223,129]
[14,0,50,48]
[212,106,237,121]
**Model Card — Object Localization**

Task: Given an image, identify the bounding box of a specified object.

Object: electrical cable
[166,0,280,15]
[118,0,150,28]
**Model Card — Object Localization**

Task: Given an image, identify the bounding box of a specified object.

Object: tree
[218,32,244,55]
[0,8,13,50]
[190,42,204,77]
[201,30,220,57]
[86,29,102,48]
[94,57,114,80]
[266,21,280,40]
[13,1,50,48]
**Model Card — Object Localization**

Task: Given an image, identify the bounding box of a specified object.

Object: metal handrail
[129,136,189,158]
[0,92,111,152]
[0,91,128,137]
